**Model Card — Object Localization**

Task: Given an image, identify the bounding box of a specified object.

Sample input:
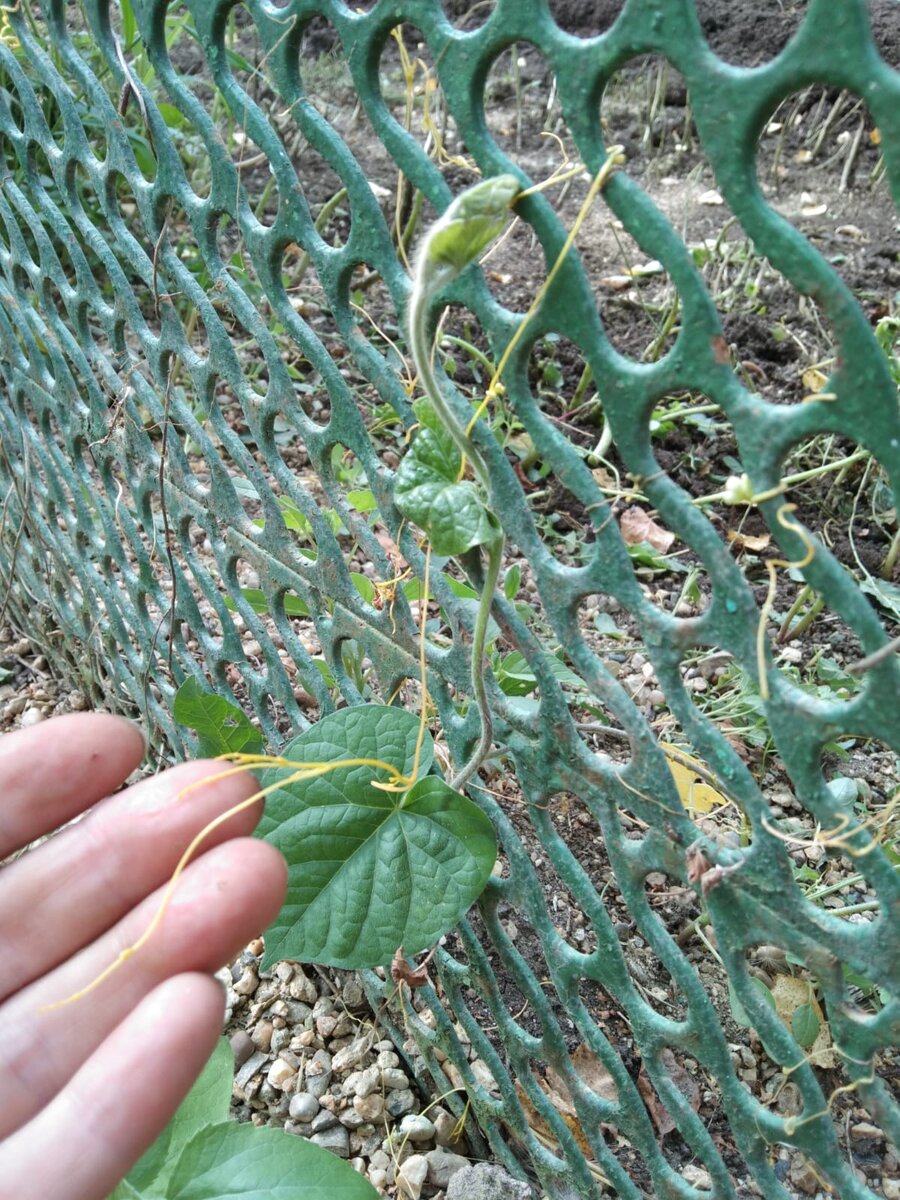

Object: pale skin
[0,712,288,1200]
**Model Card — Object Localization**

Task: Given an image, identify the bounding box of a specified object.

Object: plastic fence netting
[0,2,898,1197]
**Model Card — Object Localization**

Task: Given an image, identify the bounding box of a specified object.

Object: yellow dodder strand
[757,504,816,701]
[464,145,625,440]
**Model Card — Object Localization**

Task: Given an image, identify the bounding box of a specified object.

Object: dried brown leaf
[637,1049,700,1136]
[619,506,675,553]
[727,530,771,553]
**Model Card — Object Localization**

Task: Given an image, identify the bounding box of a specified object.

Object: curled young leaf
[423,173,520,282]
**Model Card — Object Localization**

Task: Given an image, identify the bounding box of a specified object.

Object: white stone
[398,1113,436,1143]
[266,1058,297,1090]
[426,1147,470,1189]
[396,1154,428,1200]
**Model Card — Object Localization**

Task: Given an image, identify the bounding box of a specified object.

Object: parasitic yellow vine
[757,503,816,701]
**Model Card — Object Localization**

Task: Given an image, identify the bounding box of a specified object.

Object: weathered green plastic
[0,3,896,1197]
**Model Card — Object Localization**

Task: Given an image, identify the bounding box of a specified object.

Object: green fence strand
[0,2,897,1197]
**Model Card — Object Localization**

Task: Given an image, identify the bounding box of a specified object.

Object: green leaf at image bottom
[167,1122,378,1199]
[258,705,497,970]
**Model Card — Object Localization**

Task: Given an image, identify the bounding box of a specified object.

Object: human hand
[0,713,287,1199]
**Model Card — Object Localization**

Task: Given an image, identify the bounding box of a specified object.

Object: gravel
[217,939,491,1196]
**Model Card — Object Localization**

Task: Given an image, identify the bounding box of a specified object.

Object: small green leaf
[504,563,521,600]
[425,174,520,277]
[257,705,495,969]
[167,1121,378,1199]
[277,495,312,534]
[395,426,499,556]
[173,678,265,757]
[593,611,624,638]
[496,650,586,696]
[158,101,187,129]
[346,488,377,513]
[224,588,309,618]
[351,573,376,603]
[791,1002,821,1048]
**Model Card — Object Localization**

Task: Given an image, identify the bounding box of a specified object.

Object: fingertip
[144,970,227,1028]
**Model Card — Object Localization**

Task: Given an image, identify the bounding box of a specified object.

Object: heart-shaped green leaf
[257,705,496,969]
[173,678,265,757]
[113,1038,376,1199]
[394,425,498,556]
[121,1039,233,1195]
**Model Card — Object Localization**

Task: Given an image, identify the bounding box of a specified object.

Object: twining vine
[48,151,628,1003]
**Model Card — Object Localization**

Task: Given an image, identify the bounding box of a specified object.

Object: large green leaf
[167,1122,378,1199]
[173,678,264,757]
[394,425,499,556]
[257,706,496,969]
[110,1183,141,1199]
[110,1038,377,1200]
[120,1039,232,1195]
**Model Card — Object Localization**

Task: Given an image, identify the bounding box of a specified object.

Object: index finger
[0,713,147,859]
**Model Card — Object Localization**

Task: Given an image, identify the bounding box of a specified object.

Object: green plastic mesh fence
[0,1,898,1197]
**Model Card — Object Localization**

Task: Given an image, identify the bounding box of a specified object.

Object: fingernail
[134,723,150,757]
[119,716,149,758]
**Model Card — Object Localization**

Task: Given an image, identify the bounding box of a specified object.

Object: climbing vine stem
[397,150,624,788]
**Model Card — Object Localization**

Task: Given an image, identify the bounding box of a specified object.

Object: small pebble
[354,1092,385,1122]
[305,1049,333,1098]
[266,1058,297,1091]
[252,1020,273,1052]
[310,1126,350,1159]
[288,1092,320,1122]
[354,1065,381,1098]
[426,1146,470,1189]
[230,1030,255,1069]
[385,1088,417,1117]
[398,1113,435,1143]
[310,1107,339,1133]
[233,965,259,996]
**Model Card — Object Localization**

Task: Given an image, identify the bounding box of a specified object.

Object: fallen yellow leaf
[802,367,829,393]
[727,530,771,553]
[771,974,836,1069]
[661,744,729,815]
